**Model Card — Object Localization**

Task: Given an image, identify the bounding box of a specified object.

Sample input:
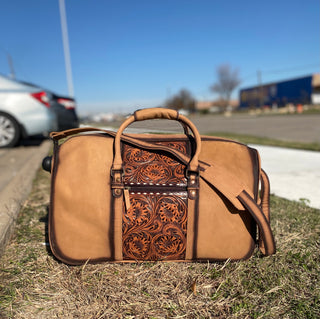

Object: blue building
[239,74,320,108]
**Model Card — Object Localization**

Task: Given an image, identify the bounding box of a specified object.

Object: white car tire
[0,112,21,148]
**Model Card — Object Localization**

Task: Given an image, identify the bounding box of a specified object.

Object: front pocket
[122,189,188,261]
[121,141,190,261]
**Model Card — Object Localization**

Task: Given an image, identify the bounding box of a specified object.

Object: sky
[0,0,319,114]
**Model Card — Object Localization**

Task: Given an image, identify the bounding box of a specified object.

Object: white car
[0,74,58,147]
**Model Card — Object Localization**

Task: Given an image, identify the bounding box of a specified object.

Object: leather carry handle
[112,108,202,173]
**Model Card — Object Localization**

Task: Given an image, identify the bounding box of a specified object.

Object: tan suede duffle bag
[47,107,276,265]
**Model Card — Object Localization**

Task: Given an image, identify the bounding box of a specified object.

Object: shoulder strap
[237,190,276,256]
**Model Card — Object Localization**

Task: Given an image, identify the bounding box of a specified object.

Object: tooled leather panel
[122,141,189,260]
[122,141,188,185]
[122,193,188,260]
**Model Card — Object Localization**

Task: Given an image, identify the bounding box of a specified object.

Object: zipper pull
[124,187,131,211]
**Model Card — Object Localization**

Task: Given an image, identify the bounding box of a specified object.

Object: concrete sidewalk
[251,144,320,209]
[0,140,51,255]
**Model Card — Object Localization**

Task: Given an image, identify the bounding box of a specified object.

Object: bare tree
[165,89,196,112]
[210,64,241,109]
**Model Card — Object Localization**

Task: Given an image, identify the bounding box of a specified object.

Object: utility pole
[1,47,16,79]
[59,0,74,97]
[257,70,262,108]
[7,53,15,79]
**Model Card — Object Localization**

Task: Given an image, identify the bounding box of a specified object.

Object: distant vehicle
[18,79,79,132]
[0,74,57,147]
[0,74,79,148]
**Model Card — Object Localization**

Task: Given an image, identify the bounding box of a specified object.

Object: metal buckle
[110,168,124,177]
[185,168,200,178]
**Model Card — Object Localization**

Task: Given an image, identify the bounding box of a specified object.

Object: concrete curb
[0,140,51,256]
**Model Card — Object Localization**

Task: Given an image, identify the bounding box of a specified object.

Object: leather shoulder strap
[237,190,276,256]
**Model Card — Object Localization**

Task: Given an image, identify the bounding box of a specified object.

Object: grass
[0,167,319,319]
[206,132,320,152]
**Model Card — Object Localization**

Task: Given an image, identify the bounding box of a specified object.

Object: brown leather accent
[113,196,123,261]
[121,141,189,261]
[122,193,188,260]
[185,192,197,260]
[122,142,188,185]
[248,148,261,202]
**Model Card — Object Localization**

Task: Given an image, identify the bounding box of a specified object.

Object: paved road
[123,113,320,143]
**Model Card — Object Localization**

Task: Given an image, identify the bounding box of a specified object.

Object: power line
[242,63,319,82]
[263,64,319,75]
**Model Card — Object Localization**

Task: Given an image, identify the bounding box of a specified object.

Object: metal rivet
[114,189,122,196]
[190,190,196,197]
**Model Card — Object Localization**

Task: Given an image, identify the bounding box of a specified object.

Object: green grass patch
[0,169,319,318]
[206,131,320,151]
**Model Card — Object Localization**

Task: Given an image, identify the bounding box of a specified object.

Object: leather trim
[48,140,61,262]
[185,193,196,260]
[113,196,123,261]
[248,148,260,202]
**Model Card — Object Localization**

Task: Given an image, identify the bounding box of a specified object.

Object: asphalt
[0,115,319,256]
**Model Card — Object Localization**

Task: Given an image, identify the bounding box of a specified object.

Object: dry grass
[0,168,319,318]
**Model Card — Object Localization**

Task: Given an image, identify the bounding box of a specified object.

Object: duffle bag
[46,107,276,265]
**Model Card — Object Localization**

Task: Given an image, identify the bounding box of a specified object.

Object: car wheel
[0,112,21,148]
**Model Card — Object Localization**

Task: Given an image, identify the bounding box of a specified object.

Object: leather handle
[112,108,202,173]
[134,108,179,121]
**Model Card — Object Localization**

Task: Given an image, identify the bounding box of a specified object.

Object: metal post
[7,53,15,79]
[59,0,74,97]
[257,70,262,108]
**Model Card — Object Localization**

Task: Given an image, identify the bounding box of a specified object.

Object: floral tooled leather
[122,141,189,261]
[122,193,187,260]
[122,141,187,185]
